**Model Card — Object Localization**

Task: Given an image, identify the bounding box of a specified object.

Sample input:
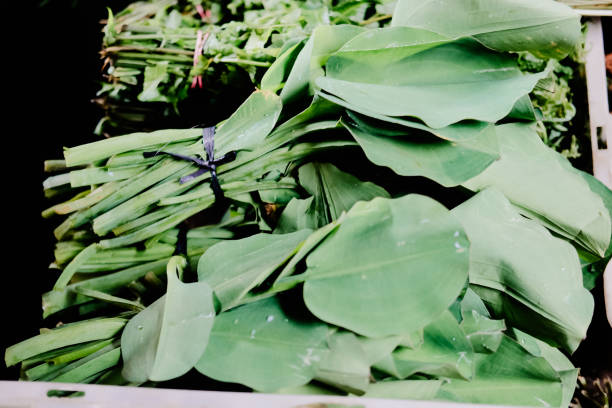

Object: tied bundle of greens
[6,0,612,406]
[96,0,395,135]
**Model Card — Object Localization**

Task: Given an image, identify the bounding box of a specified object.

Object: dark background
[1,1,611,383]
[2,0,133,381]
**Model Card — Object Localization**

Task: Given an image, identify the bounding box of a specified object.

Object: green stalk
[5,318,126,367]
[73,159,192,231]
[42,259,171,318]
[49,339,114,365]
[46,183,120,217]
[64,128,201,167]
[112,204,183,235]
[50,346,121,384]
[74,288,145,311]
[25,362,69,381]
[69,165,147,187]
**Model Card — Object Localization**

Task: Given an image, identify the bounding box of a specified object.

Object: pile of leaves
[6,0,612,406]
[96,0,395,135]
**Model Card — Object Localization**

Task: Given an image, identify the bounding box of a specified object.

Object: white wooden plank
[576,9,612,17]
[0,381,520,408]
[585,18,612,187]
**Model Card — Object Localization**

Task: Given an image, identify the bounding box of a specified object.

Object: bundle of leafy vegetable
[96,0,395,135]
[6,0,612,406]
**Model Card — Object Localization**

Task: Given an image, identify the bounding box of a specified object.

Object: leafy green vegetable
[7,2,602,406]
[121,256,215,382]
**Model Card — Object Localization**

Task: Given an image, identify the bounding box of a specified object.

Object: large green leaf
[342,113,499,187]
[215,90,283,156]
[302,195,470,337]
[463,122,611,257]
[195,296,329,392]
[452,188,593,353]
[391,0,581,59]
[320,38,547,128]
[436,336,564,407]
[320,91,491,142]
[373,311,474,380]
[280,25,365,105]
[197,230,312,311]
[121,257,215,382]
[333,26,451,64]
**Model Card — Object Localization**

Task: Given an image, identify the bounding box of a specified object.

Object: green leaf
[335,27,450,59]
[436,336,564,407]
[302,195,470,337]
[5,317,126,367]
[509,328,578,408]
[195,296,329,392]
[276,197,321,233]
[357,335,403,367]
[138,61,170,102]
[274,219,343,286]
[320,91,491,142]
[121,256,215,382]
[261,40,306,93]
[301,162,390,222]
[320,38,547,128]
[277,162,389,232]
[373,311,474,380]
[459,290,506,353]
[342,113,499,187]
[391,0,581,59]
[215,90,283,156]
[197,230,312,311]
[452,188,593,353]
[315,331,371,394]
[566,163,612,258]
[280,25,365,105]
[463,122,611,258]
